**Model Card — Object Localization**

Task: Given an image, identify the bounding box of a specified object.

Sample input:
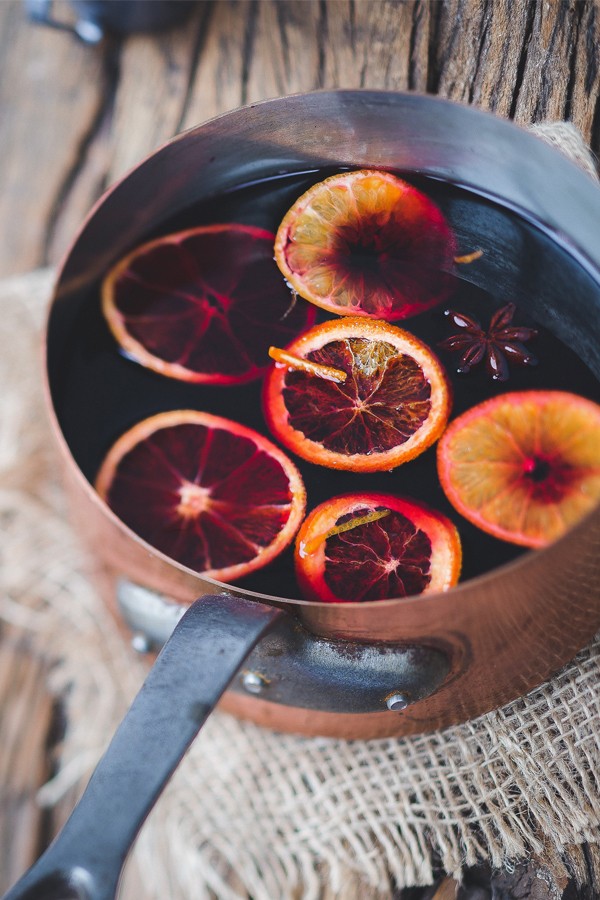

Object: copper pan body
[45,91,600,738]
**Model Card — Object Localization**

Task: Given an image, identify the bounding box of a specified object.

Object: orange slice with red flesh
[295,493,462,603]
[274,169,456,320]
[95,411,306,582]
[263,317,452,472]
[437,391,600,549]
[102,224,315,385]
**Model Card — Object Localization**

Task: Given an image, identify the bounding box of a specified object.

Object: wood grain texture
[1,1,600,897]
[322,0,433,92]
[0,0,598,276]
[0,1,106,276]
[0,631,54,894]
[107,4,210,180]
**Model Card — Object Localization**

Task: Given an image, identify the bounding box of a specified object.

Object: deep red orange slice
[437,391,600,548]
[274,169,456,320]
[263,317,452,472]
[102,224,315,384]
[95,411,306,581]
[295,493,462,603]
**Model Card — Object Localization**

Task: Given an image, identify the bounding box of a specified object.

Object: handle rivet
[386,692,410,711]
[131,632,151,654]
[242,671,267,694]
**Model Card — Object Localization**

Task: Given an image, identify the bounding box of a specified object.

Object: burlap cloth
[1,123,599,899]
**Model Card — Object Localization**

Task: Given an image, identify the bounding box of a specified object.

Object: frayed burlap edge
[0,123,598,899]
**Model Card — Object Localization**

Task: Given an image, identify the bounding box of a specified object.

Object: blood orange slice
[102,224,315,384]
[437,391,600,548]
[295,493,461,603]
[274,169,456,320]
[95,411,306,581]
[263,317,452,472]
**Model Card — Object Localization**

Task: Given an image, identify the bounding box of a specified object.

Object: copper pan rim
[50,90,600,299]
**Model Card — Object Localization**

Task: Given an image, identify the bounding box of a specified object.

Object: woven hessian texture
[1,125,599,899]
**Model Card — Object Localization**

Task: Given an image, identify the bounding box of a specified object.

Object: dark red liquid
[48,170,600,600]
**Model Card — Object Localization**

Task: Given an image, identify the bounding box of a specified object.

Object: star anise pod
[439,303,538,382]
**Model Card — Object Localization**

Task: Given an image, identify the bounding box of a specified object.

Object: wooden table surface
[1,1,599,897]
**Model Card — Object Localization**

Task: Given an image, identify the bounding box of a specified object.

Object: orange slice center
[177,482,211,518]
[437,391,600,548]
[283,338,432,455]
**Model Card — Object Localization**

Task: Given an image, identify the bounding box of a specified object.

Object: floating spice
[439,302,538,381]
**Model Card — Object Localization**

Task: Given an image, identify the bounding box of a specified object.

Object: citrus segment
[102,224,315,384]
[295,493,461,603]
[263,317,452,471]
[274,169,456,320]
[437,391,600,548]
[95,411,306,581]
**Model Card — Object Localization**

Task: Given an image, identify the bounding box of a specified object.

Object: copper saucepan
[6,91,600,899]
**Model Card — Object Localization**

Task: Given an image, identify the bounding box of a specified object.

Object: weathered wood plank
[182,1,267,127]
[46,6,212,262]
[430,0,534,112]
[0,632,54,893]
[321,0,432,93]
[106,4,209,182]
[431,0,600,150]
[246,0,322,100]
[512,1,588,127]
[561,0,600,147]
[0,1,106,276]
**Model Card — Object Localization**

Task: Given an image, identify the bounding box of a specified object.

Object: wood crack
[582,842,600,898]
[348,0,357,53]
[584,1,599,96]
[317,0,328,89]
[432,0,466,98]
[175,1,216,134]
[276,1,292,84]
[468,0,493,104]
[591,91,600,157]
[508,0,537,119]
[41,37,122,267]
[408,1,425,92]
[564,1,584,122]
[240,0,259,106]
[426,0,444,93]
[533,0,570,122]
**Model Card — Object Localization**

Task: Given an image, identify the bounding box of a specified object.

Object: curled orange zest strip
[269,346,347,383]
[300,508,391,557]
[454,249,484,264]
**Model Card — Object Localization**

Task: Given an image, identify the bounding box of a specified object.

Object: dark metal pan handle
[2,593,284,900]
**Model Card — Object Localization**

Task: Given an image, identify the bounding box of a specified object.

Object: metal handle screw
[131,633,152,654]
[242,671,267,694]
[386,692,410,711]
